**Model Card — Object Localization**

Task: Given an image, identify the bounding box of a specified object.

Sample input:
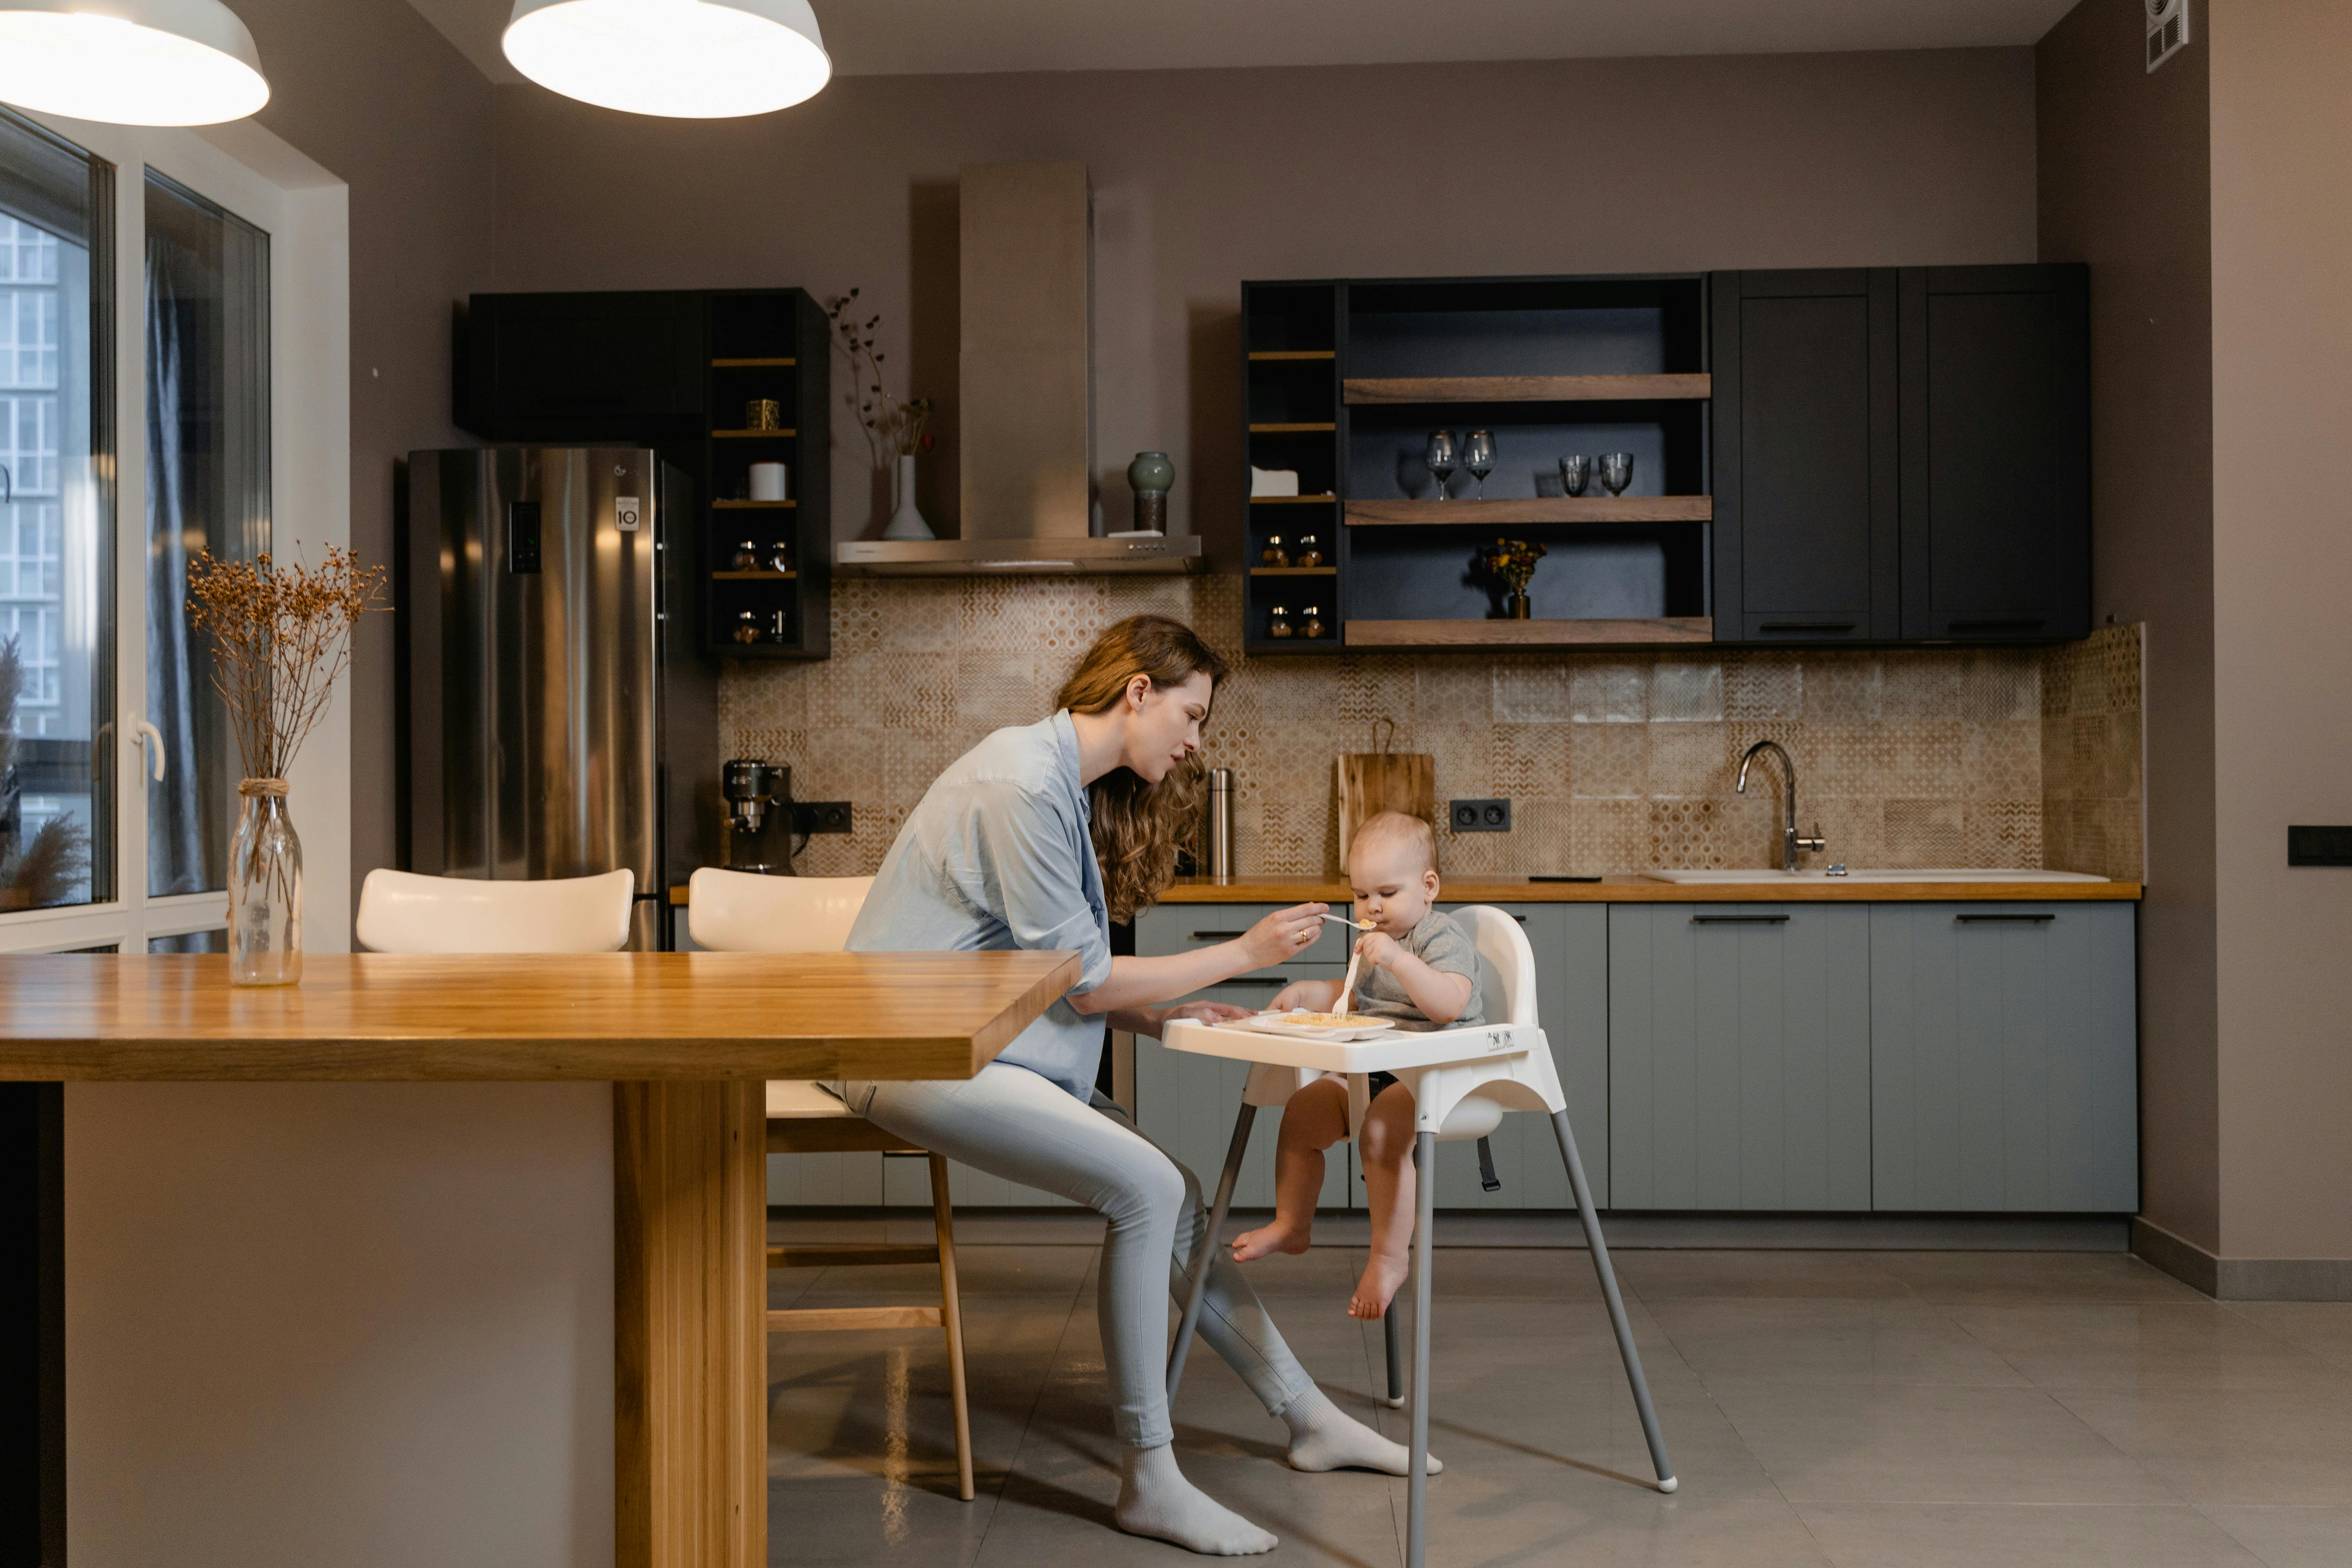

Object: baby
[1230,810,1484,1318]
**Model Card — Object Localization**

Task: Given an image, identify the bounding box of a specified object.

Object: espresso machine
[722,758,798,874]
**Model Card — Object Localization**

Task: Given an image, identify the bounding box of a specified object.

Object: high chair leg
[1166,1101,1255,1400]
[1407,1129,1436,1568]
[1382,1299,1404,1408]
[1549,1110,1676,1494]
[928,1153,975,1502]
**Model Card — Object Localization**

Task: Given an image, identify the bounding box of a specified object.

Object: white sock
[1280,1384,1440,1475]
[1115,1443,1278,1556]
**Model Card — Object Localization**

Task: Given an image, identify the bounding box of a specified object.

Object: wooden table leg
[615,1081,768,1568]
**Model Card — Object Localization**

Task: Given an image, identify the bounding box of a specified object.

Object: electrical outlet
[791,801,853,835]
[1449,798,1512,833]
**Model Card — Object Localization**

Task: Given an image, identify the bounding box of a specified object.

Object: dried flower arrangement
[187,546,387,781]
[1480,536,1549,594]
[0,637,89,912]
[827,287,935,464]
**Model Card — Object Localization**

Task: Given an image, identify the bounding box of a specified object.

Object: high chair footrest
[768,1305,943,1333]
[767,1244,941,1269]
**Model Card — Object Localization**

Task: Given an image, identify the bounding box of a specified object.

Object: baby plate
[1239,1009,1397,1043]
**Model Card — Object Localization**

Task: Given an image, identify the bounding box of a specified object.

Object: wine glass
[1558,455,1592,496]
[1598,452,1635,496]
[1463,429,1496,500]
[1425,430,1457,500]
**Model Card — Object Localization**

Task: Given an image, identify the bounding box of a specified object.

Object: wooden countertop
[1157,874,2143,903]
[0,951,1081,1082]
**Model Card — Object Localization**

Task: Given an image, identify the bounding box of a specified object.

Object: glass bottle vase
[229,778,303,986]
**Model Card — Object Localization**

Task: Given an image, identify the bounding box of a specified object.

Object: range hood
[836,162,1203,577]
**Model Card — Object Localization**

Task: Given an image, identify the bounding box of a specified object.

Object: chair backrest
[1451,905,1539,1028]
[355,869,637,954]
[688,868,874,953]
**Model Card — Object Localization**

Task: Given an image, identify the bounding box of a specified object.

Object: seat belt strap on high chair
[1475,1136,1501,1192]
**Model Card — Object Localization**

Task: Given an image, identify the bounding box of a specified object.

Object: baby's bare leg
[1349,1086,1418,1320]
[1231,1077,1347,1262]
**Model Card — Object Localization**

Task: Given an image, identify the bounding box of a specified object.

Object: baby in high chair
[1230,810,1485,1318]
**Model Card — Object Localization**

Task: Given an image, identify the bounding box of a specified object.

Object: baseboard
[2132,1216,2352,1301]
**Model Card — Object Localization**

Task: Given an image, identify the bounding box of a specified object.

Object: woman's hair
[1054,614,1231,922]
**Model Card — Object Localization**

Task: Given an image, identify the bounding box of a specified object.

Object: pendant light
[0,0,268,126]
[503,0,831,119]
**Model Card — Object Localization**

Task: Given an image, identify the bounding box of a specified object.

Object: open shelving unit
[701,290,829,659]
[1241,272,1714,655]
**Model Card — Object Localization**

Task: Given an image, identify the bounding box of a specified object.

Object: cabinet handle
[1691,914,1790,924]
[1190,930,1249,942]
[1956,913,2055,924]
[1947,617,2046,633]
[1216,976,1290,988]
[1756,621,1856,633]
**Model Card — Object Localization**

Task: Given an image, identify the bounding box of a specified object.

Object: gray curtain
[145,233,207,894]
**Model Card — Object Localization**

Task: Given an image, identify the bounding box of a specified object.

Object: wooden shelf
[1250,566,1336,577]
[710,428,797,439]
[1249,494,1337,505]
[1343,373,1712,405]
[1248,422,1337,433]
[713,570,797,581]
[1346,617,1714,648]
[712,357,797,367]
[713,498,797,509]
[1346,496,1713,526]
[1249,350,1335,362]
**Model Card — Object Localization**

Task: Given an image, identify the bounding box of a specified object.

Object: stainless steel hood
[835,162,1202,577]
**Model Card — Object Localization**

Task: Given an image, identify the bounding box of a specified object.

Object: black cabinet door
[1898,265,2089,641]
[459,290,706,437]
[1711,270,1899,642]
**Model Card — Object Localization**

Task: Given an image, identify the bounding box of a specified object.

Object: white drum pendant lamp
[504,0,831,118]
[0,0,268,125]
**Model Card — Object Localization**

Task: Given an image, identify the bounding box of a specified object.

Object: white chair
[686,867,974,1503]
[354,868,637,953]
[1162,906,1675,1568]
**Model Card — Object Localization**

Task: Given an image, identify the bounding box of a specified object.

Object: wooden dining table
[0,948,1082,1568]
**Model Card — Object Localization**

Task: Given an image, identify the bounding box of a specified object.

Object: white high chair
[1161,905,1675,1568]
[686,867,976,1503]
[354,867,637,953]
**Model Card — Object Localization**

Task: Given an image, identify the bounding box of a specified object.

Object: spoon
[1337,945,1363,1020]
[1320,912,1372,930]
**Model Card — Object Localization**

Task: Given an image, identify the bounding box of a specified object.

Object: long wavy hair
[1055,615,1230,922]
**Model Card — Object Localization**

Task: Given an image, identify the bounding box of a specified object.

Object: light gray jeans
[838,1061,1314,1449]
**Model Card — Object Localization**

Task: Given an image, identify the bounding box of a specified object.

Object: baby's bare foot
[1230,1220,1311,1263]
[1347,1251,1411,1319]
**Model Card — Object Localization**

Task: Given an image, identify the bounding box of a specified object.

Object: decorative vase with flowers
[187,546,385,985]
[829,287,938,540]
[1480,536,1548,619]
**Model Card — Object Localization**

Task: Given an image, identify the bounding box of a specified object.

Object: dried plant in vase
[0,637,89,912]
[1480,537,1549,619]
[187,545,386,984]
[827,287,937,539]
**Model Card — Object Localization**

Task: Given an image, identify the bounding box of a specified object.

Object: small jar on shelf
[1301,605,1326,639]
[767,609,792,643]
[1260,535,1289,568]
[1293,533,1323,569]
[731,539,760,572]
[732,611,761,646]
[1267,604,1293,639]
[767,541,792,575]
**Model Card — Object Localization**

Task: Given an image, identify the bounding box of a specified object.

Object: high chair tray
[1163,1018,1544,1074]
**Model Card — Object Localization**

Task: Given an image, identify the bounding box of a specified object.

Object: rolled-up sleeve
[965,781,1115,994]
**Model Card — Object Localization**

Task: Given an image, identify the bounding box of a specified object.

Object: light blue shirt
[845,711,1115,1098]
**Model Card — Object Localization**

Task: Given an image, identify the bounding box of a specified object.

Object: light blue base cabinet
[1608,903,1874,1210]
[1869,902,2138,1211]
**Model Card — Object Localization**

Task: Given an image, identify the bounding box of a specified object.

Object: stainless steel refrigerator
[401,448,717,950]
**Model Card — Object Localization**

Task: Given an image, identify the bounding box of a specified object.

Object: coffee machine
[721,758,797,874]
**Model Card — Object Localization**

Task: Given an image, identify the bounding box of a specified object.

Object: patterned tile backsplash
[721,579,2147,883]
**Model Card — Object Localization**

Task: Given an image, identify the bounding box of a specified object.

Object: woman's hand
[1239,902,1328,970]
[1355,931,1403,972]
[1161,1001,1254,1027]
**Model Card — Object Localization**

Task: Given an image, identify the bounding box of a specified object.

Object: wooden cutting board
[1335,750,1436,869]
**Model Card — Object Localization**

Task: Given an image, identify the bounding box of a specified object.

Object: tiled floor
[764,1221,2352,1567]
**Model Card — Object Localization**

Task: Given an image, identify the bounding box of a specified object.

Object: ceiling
[409,0,2080,87]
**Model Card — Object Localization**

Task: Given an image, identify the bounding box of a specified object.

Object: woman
[840,615,1425,1556]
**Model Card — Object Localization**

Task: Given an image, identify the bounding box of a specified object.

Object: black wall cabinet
[458,290,706,435]
[1711,263,2087,645]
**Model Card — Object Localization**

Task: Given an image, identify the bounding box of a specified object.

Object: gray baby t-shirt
[1353,910,1486,1031]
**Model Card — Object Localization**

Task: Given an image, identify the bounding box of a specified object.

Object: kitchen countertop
[1158,874,2143,903]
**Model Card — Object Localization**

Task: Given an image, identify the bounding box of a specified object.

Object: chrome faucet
[1737,739,1826,873]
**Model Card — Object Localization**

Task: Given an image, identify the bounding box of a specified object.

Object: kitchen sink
[1641,867,2110,884]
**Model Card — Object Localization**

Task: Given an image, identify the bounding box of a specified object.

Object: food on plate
[1279,1010,1384,1028]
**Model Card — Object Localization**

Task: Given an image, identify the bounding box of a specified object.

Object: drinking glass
[1425,430,1457,500]
[1559,455,1592,496]
[1463,429,1496,500]
[1598,452,1635,496]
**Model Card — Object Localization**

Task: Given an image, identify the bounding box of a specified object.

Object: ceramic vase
[1127,450,1174,534]
[881,453,933,541]
[229,778,303,986]
[1505,590,1532,620]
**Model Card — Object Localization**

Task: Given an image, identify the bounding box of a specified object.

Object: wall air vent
[2147,0,2190,73]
